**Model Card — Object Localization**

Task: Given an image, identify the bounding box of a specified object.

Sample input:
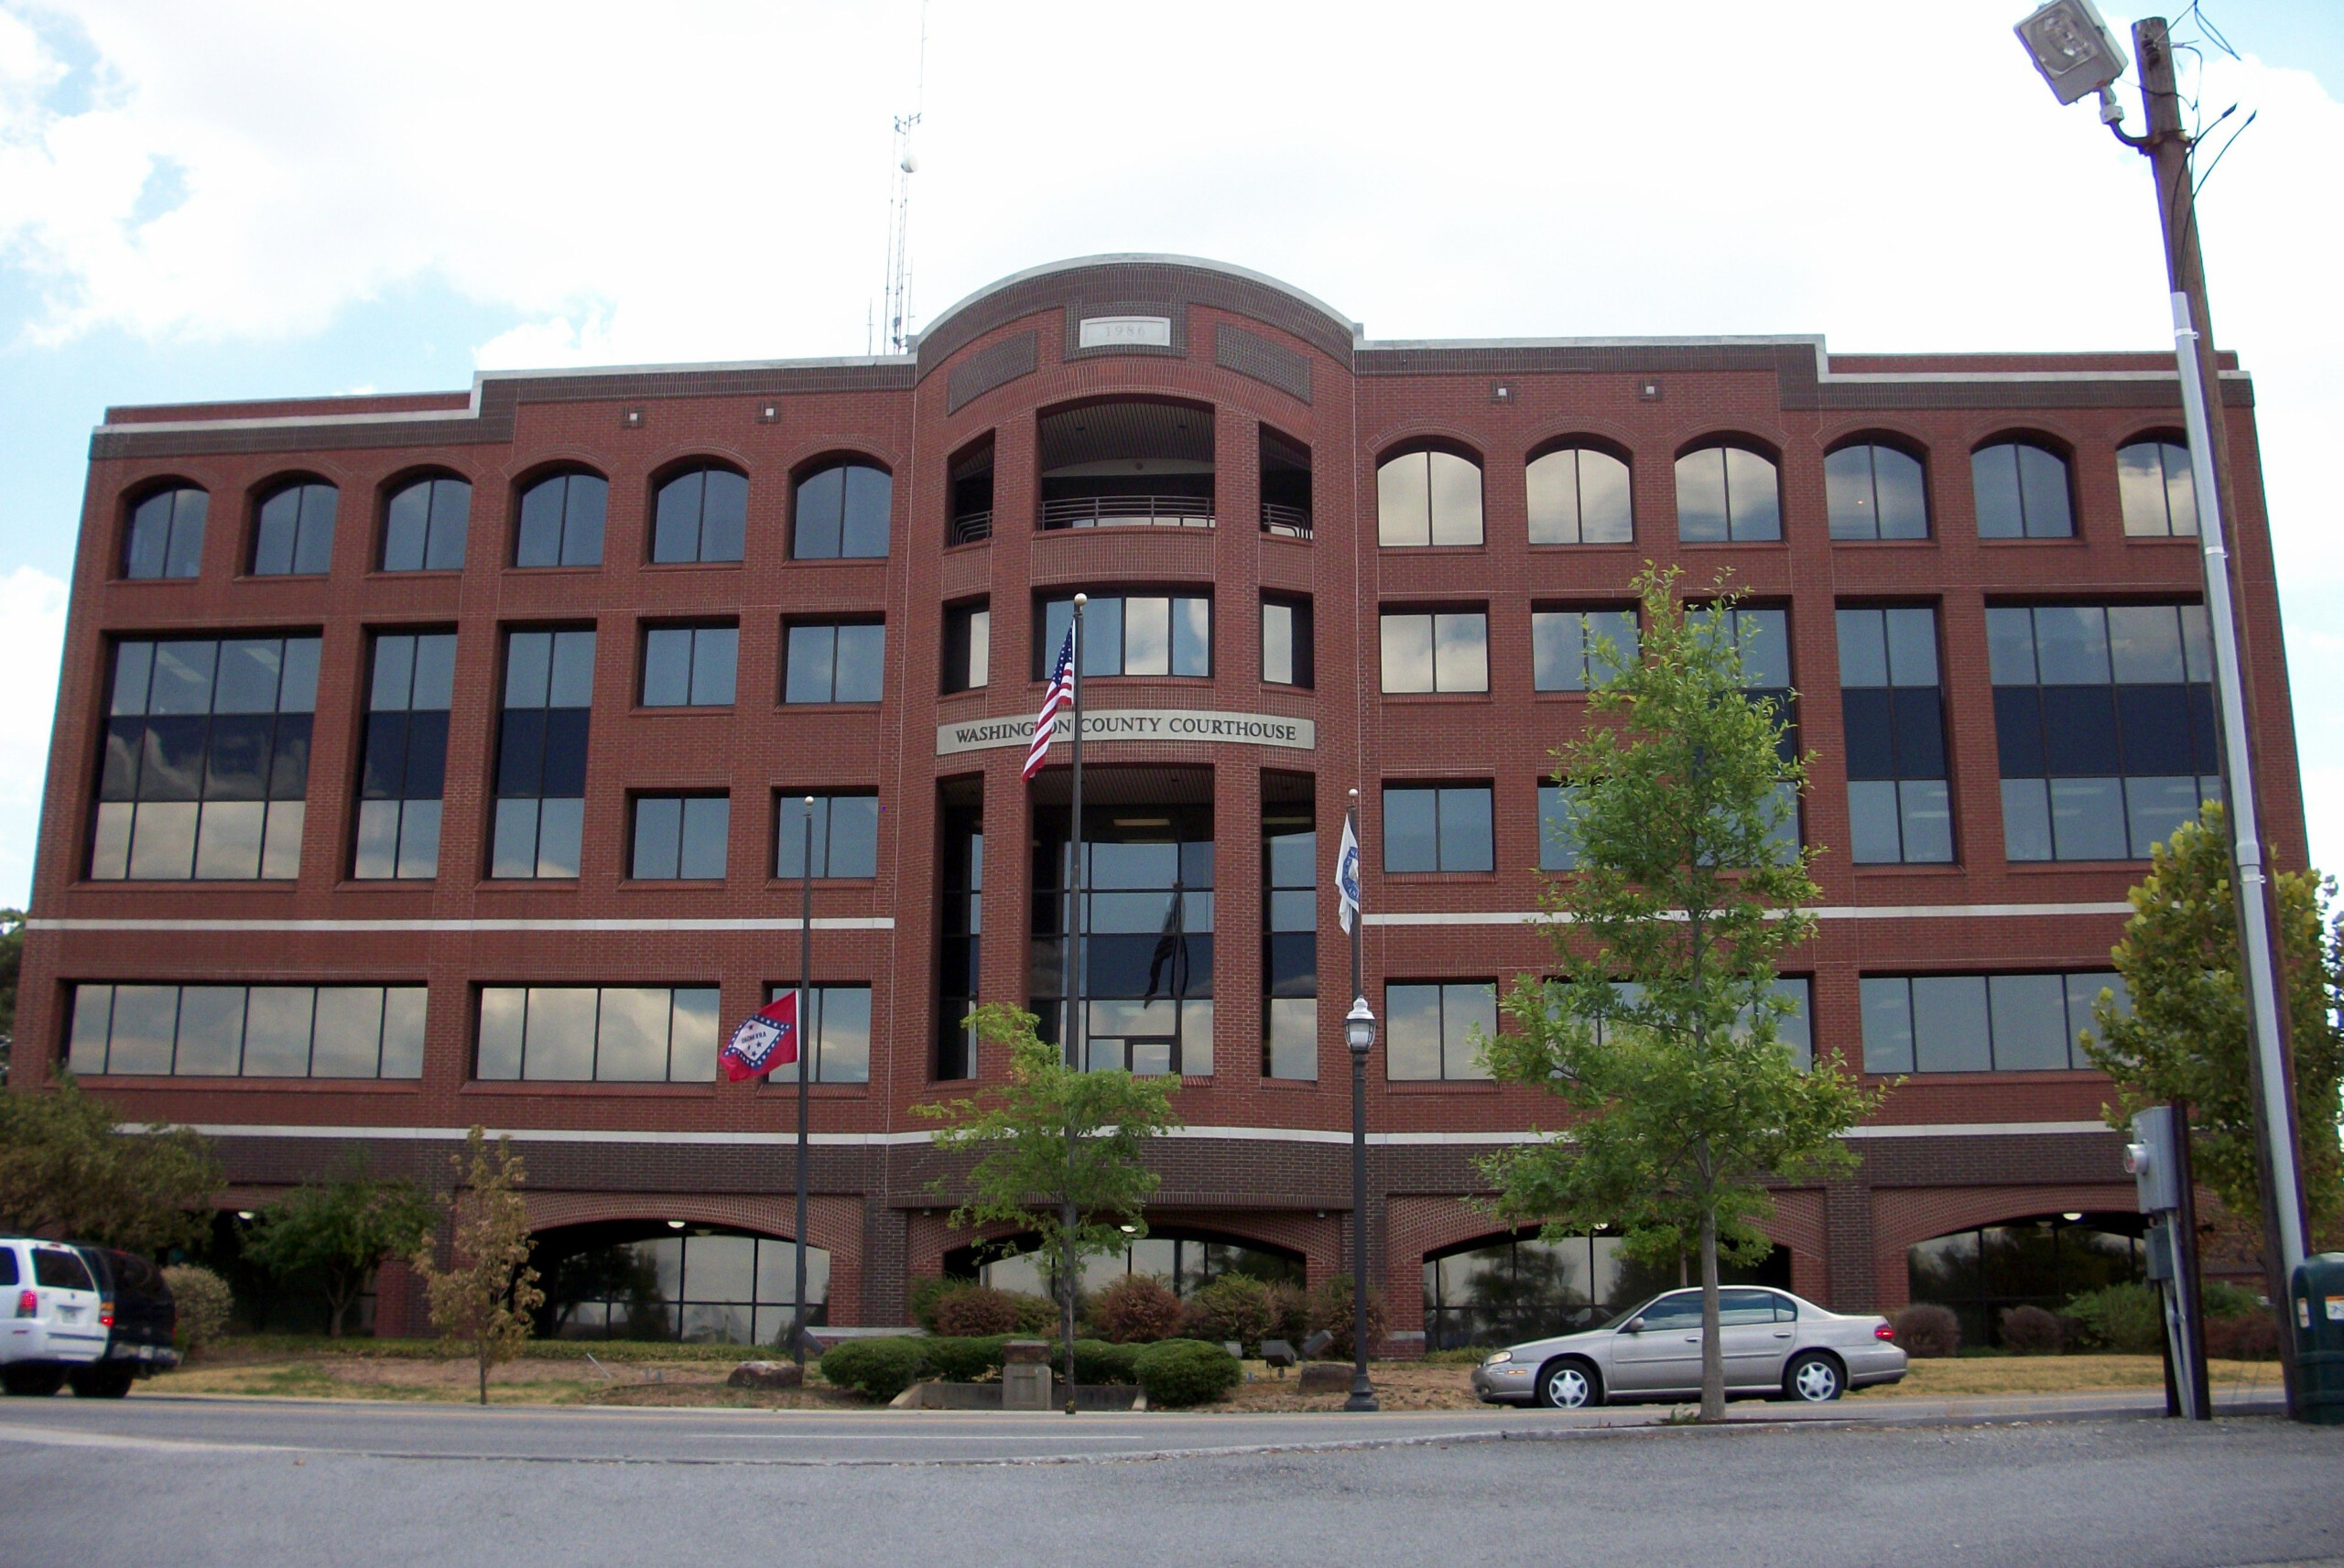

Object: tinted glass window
[0,1249,14,1286]
[252,481,337,576]
[1377,449,1483,546]
[492,628,594,878]
[125,486,209,580]
[1037,597,1210,679]
[1637,1292,1703,1329]
[353,632,456,880]
[64,981,426,1078]
[653,466,749,563]
[642,625,738,707]
[794,463,892,558]
[1532,610,1638,692]
[515,472,607,567]
[1676,445,1781,542]
[2117,440,2198,538]
[1379,612,1488,694]
[631,795,729,881]
[477,986,721,1082]
[1826,444,1928,540]
[1526,447,1633,544]
[1973,442,2073,539]
[776,794,880,879]
[786,623,886,703]
[32,1249,94,1291]
[1384,980,1496,1081]
[382,477,471,571]
[1860,971,2129,1074]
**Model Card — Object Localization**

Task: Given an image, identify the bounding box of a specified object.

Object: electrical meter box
[2126,1106,2182,1214]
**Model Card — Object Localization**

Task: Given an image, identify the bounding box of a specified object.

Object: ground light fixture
[1343,996,1379,1411]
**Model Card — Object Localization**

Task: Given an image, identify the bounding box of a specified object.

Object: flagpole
[1063,594,1086,1414]
[794,795,813,1369]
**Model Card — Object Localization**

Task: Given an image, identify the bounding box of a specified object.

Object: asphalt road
[1,1392,2338,1568]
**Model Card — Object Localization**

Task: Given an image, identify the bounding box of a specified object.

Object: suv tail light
[14,1289,35,1317]
[100,1302,116,1328]
[1874,1323,1897,1341]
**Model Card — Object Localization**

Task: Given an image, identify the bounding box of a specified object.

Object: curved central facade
[18,254,2301,1348]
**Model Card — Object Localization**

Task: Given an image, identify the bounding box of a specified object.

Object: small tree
[1481,566,1882,1422]
[916,1004,1178,1411]
[245,1159,440,1338]
[2085,806,2344,1260]
[0,1072,222,1253]
[410,1128,542,1405]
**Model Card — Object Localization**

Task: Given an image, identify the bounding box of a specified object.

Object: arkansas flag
[721,991,800,1081]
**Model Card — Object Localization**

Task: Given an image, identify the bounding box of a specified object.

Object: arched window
[793,460,891,559]
[381,475,471,572]
[1525,446,1633,544]
[1675,442,1780,542]
[2117,438,2198,537]
[123,484,208,579]
[515,470,607,568]
[532,1222,831,1342]
[652,464,748,564]
[1971,438,2073,539]
[251,480,338,576]
[1825,442,1929,541]
[1377,447,1482,546]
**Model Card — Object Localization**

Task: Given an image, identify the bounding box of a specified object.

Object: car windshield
[32,1249,94,1291]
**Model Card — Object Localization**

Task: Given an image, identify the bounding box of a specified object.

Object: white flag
[1336,813,1362,935]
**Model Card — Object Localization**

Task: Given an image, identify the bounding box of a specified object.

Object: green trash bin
[2291,1253,2344,1425]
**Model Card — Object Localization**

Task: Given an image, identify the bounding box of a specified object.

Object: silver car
[1470,1285,1907,1408]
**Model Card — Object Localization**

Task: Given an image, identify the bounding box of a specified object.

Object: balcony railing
[949,510,993,546]
[1260,502,1313,539]
[1040,495,1216,531]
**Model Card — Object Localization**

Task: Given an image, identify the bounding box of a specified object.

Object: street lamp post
[794,795,813,1370]
[2014,0,2313,1416]
[1343,996,1379,1412]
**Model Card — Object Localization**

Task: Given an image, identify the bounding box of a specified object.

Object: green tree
[1479,566,1882,1422]
[2085,806,2344,1258]
[245,1159,440,1339]
[0,1071,222,1253]
[410,1128,542,1405]
[915,1004,1179,1411]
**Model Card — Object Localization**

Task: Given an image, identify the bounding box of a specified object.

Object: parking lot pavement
[0,1392,2338,1568]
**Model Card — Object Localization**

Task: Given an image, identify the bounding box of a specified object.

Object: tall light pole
[2016,1,2312,1412]
[1340,786,1377,1411]
[794,795,814,1369]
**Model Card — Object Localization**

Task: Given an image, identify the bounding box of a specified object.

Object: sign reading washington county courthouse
[937,709,1315,756]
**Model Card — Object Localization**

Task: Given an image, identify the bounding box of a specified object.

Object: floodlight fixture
[2014,0,2127,105]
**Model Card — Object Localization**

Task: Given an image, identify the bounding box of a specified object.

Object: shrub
[1006,1291,1060,1335]
[1066,1338,1144,1385]
[819,1336,929,1401]
[1892,1303,1961,1358]
[162,1263,233,1356]
[2202,1279,2263,1319]
[933,1285,1025,1337]
[923,1335,1012,1382]
[1183,1274,1277,1352]
[1998,1304,2065,1354]
[1304,1275,1389,1360]
[1091,1274,1184,1343]
[1134,1338,1242,1408]
[907,1276,967,1334]
[2062,1283,2164,1354]
[2204,1310,2280,1361]
[1265,1281,1309,1346]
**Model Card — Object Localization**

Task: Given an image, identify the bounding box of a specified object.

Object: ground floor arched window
[532,1221,829,1346]
[1905,1212,2143,1348]
[947,1227,1303,1300]
[1424,1229,1791,1350]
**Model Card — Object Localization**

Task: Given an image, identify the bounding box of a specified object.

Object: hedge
[1134,1338,1242,1408]
[818,1337,930,1400]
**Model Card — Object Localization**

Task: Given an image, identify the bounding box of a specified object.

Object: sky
[0,0,2337,908]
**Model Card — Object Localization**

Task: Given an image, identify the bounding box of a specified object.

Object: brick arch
[1871,1183,2137,1314]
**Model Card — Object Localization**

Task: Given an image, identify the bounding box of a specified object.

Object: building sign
[1078,315,1173,349]
[938,708,1314,757]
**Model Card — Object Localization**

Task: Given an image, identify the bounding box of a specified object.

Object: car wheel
[1785,1352,1844,1403]
[68,1368,135,1400]
[1534,1359,1601,1410]
[3,1366,68,1397]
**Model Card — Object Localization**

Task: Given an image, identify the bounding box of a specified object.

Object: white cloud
[0,0,2339,874]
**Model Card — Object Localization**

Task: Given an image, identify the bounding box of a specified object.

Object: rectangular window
[631,795,729,881]
[943,601,990,694]
[784,622,885,703]
[68,982,425,1078]
[491,628,594,879]
[1379,611,1489,694]
[1536,782,1581,871]
[1989,604,2219,861]
[1692,604,1799,854]
[1382,784,1494,873]
[1261,597,1313,688]
[1037,596,1210,678]
[1264,789,1317,1080]
[776,794,879,880]
[641,624,738,708]
[1532,609,1638,692]
[92,635,320,881]
[1838,607,1952,865]
[1384,981,1496,1081]
[936,784,982,1080]
[1859,971,2129,1074]
[475,985,720,1082]
[1029,802,1212,1076]
[354,632,455,880]
[763,984,874,1084]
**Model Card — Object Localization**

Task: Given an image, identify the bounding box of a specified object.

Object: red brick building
[14,255,2304,1350]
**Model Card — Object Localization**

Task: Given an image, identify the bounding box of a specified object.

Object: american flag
[1025,626,1076,781]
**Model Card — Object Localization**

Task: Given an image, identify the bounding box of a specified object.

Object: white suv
[2,1238,110,1396]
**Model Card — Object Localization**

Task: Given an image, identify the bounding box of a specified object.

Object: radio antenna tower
[880,1,928,356]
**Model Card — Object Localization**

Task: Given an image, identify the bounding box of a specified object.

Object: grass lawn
[1847,1354,2282,1399]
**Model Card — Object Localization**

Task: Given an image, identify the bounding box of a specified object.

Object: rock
[1297,1363,1353,1396]
[726,1360,804,1390]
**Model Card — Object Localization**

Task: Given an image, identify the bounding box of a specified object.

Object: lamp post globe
[1345,997,1377,1055]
